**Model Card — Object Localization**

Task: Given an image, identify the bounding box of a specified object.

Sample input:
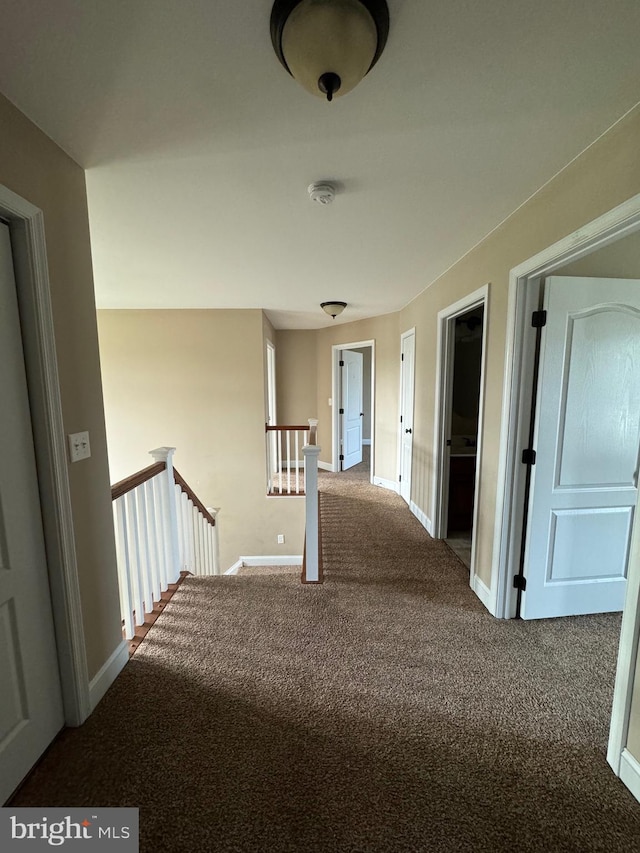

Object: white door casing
[521,276,640,619]
[0,223,65,803]
[341,349,363,470]
[399,329,416,505]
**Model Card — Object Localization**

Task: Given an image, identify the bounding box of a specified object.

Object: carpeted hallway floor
[12,469,640,851]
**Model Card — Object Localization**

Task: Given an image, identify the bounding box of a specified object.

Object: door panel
[399,331,415,504]
[0,223,64,803]
[341,350,363,470]
[522,276,640,619]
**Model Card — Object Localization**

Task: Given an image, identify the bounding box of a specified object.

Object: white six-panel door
[522,276,640,619]
[0,222,64,802]
[341,350,363,470]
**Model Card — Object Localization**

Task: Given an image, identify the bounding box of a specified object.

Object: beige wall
[274,330,318,426]
[97,309,305,570]
[0,94,122,680]
[400,107,640,594]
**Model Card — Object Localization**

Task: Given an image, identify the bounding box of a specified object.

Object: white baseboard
[471,574,495,615]
[619,748,640,803]
[225,555,303,575]
[89,639,129,712]
[362,439,371,446]
[318,461,334,472]
[373,476,399,493]
[409,501,433,536]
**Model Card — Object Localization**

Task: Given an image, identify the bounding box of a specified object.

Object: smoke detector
[308,182,336,205]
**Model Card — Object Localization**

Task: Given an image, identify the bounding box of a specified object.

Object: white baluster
[114,498,134,639]
[125,491,145,625]
[135,485,154,616]
[149,447,181,584]
[144,479,162,604]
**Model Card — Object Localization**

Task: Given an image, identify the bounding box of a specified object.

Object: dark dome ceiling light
[270,0,390,102]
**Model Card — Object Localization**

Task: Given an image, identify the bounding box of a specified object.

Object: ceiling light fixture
[270,0,390,102]
[321,301,347,319]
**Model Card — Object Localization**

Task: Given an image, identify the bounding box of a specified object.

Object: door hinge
[339,454,344,461]
[531,310,547,328]
[401,353,404,361]
[521,448,536,465]
[398,475,402,482]
[339,408,344,414]
[400,415,403,423]
[339,359,344,367]
[513,574,527,591]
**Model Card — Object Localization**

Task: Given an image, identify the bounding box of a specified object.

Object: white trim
[318,460,335,472]
[0,184,90,726]
[471,575,496,616]
[619,750,640,804]
[89,639,128,712]
[431,286,489,609]
[608,492,640,774]
[373,476,399,493]
[409,501,433,536]
[331,340,376,482]
[225,555,303,575]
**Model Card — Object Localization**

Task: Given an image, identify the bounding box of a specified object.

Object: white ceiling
[1,1,639,329]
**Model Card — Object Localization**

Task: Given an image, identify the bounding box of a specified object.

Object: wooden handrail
[111,461,166,501]
[265,424,310,432]
[173,467,216,527]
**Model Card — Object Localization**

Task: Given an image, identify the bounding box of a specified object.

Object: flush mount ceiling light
[321,301,347,318]
[271,0,390,102]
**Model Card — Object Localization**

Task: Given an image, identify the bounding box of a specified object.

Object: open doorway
[331,340,375,481]
[433,287,488,581]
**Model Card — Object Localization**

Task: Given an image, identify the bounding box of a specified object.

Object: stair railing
[302,420,323,583]
[265,423,309,495]
[111,447,219,639]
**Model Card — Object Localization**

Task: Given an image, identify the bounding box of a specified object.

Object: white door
[341,350,363,470]
[522,276,640,619]
[0,222,64,803]
[399,330,416,504]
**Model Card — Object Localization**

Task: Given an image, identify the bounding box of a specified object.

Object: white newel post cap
[302,445,322,456]
[149,447,176,463]
[308,419,319,427]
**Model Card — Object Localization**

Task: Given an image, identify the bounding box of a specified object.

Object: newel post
[149,446,181,584]
[302,419,322,583]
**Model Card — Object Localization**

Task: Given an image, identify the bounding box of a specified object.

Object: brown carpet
[12,470,640,851]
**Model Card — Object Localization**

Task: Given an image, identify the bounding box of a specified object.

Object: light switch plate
[68,431,91,463]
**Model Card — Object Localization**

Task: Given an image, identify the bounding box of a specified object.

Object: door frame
[432,286,489,590]
[0,184,90,726]
[398,328,416,504]
[490,191,640,783]
[331,340,375,480]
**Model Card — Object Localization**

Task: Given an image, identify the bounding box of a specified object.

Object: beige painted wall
[0,94,122,680]
[400,107,640,593]
[97,309,305,570]
[274,330,318,426]
[316,313,400,480]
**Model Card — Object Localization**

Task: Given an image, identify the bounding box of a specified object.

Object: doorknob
[360,412,364,416]
[405,428,412,434]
